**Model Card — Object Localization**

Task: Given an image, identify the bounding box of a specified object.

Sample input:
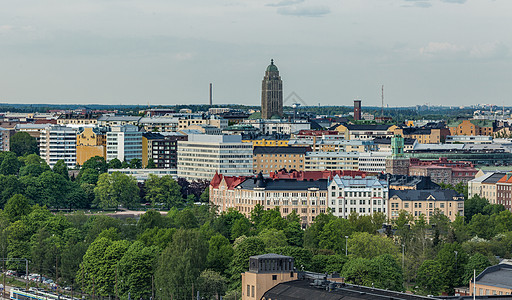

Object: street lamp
[402,244,405,270]
[454,251,459,274]
[345,236,349,256]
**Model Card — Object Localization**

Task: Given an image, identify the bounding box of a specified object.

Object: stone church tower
[385,134,410,176]
[261,59,283,119]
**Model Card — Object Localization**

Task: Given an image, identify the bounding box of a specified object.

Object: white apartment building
[106,125,142,162]
[328,175,388,218]
[244,119,311,135]
[39,125,78,168]
[357,152,390,173]
[305,152,359,171]
[0,127,13,151]
[177,134,253,181]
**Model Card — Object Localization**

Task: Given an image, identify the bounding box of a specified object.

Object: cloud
[420,42,465,56]
[469,42,509,59]
[418,41,509,60]
[276,5,330,17]
[174,52,194,61]
[266,0,304,7]
[401,0,467,8]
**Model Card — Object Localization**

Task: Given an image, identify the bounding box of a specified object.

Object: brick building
[253,146,309,174]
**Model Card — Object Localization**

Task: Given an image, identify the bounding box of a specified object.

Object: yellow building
[243,138,289,147]
[76,127,107,165]
[388,189,464,222]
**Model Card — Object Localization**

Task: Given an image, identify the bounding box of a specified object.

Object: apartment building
[177,115,228,130]
[177,134,253,181]
[388,189,464,222]
[357,152,389,172]
[390,126,450,144]
[448,119,496,136]
[0,127,14,151]
[76,127,108,165]
[242,136,289,147]
[142,132,187,168]
[244,119,311,135]
[39,125,78,168]
[497,173,512,211]
[408,157,478,185]
[97,115,141,127]
[304,151,388,172]
[106,125,142,162]
[468,172,505,204]
[253,146,308,174]
[333,124,395,140]
[139,117,179,132]
[210,172,328,226]
[328,175,388,218]
[57,113,100,126]
[288,137,378,153]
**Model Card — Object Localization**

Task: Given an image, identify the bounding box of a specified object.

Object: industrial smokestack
[354,99,361,120]
[209,83,213,106]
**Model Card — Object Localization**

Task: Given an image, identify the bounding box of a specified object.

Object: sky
[0,0,511,107]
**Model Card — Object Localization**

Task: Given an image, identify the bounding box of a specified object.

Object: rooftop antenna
[381,85,384,117]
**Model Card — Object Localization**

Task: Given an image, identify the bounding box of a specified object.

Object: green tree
[258,228,288,248]
[0,151,21,175]
[144,175,183,208]
[129,158,142,169]
[462,253,490,285]
[108,158,122,169]
[78,168,100,185]
[4,194,32,222]
[118,241,160,299]
[53,159,69,179]
[197,269,227,300]
[416,260,445,295]
[465,195,489,222]
[436,243,468,291]
[10,132,38,156]
[137,210,165,233]
[0,175,24,208]
[348,232,399,259]
[94,172,140,209]
[81,156,108,173]
[38,171,71,208]
[318,217,352,253]
[207,234,234,274]
[228,236,265,288]
[146,158,156,169]
[155,229,208,300]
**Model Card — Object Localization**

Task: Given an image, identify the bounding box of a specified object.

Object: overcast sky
[1,0,511,107]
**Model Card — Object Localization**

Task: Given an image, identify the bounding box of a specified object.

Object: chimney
[354,100,362,120]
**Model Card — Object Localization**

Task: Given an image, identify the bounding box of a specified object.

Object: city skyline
[1,0,511,106]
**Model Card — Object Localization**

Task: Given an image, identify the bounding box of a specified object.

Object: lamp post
[345,236,349,256]
[454,251,459,279]
[402,244,405,270]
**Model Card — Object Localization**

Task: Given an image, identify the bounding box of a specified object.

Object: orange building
[76,127,107,165]
[469,263,512,296]
[448,119,496,136]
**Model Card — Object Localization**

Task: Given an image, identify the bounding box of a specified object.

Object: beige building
[468,172,505,205]
[253,146,308,174]
[76,127,107,165]
[241,254,296,300]
[57,113,99,126]
[388,189,464,222]
[469,263,512,296]
[210,173,328,226]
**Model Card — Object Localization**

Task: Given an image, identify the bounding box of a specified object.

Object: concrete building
[97,115,142,127]
[106,125,142,162]
[288,137,377,153]
[57,113,100,126]
[242,136,290,147]
[333,124,395,140]
[469,263,512,296]
[0,127,14,151]
[15,124,49,142]
[388,189,464,222]
[385,134,410,176]
[305,151,360,171]
[328,175,388,218]
[358,152,389,172]
[177,134,253,181]
[497,173,512,211]
[241,254,296,300]
[76,127,108,165]
[142,132,187,169]
[177,115,228,130]
[39,125,78,168]
[261,59,283,119]
[138,117,179,132]
[391,126,450,144]
[209,172,328,226]
[409,157,478,185]
[468,172,505,205]
[245,119,310,135]
[253,146,308,174]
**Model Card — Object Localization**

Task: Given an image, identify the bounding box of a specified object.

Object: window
[272,275,277,280]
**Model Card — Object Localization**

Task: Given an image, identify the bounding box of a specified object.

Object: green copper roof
[266,59,279,72]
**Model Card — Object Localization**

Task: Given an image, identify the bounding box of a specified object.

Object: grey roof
[250,253,293,259]
[385,175,440,190]
[389,189,463,201]
[344,124,391,131]
[482,172,507,184]
[331,175,387,189]
[238,178,328,191]
[476,263,512,289]
[264,278,431,300]
[254,146,309,155]
[98,115,141,122]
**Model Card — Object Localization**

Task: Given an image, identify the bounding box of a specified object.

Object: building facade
[388,189,464,222]
[106,125,142,162]
[261,59,283,119]
[142,132,187,168]
[253,146,308,174]
[39,125,78,168]
[76,127,108,165]
[328,175,388,218]
[177,134,253,181]
[0,127,14,151]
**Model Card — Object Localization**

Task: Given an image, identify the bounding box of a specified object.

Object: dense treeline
[2,191,512,299]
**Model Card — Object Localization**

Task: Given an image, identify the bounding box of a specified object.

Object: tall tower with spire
[261,59,283,119]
